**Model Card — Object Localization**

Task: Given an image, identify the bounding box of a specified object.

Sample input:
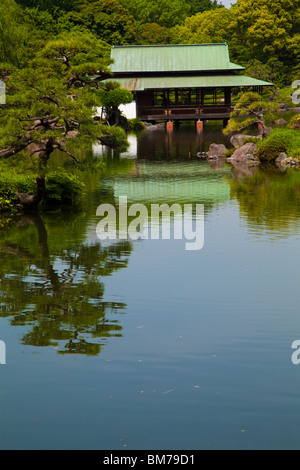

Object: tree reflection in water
[228,162,300,236]
[0,213,132,355]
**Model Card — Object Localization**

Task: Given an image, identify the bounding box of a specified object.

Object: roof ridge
[112,43,228,49]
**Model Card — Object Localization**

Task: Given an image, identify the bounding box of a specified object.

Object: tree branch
[0,139,33,158]
[53,144,79,163]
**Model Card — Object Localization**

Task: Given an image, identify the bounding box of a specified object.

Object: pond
[1,122,300,450]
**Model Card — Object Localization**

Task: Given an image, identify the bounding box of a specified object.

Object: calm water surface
[1,123,300,450]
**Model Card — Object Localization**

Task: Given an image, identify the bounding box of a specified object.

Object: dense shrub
[0,165,85,213]
[45,171,85,204]
[98,125,129,152]
[127,118,145,131]
[258,138,289,162]
[257,128,300,162]
[289,114,300,130]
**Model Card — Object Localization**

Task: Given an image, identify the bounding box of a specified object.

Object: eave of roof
[103,75,274,91]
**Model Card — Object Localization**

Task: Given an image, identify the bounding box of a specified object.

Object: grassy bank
[0,156,85,215]
[256,128,300,162]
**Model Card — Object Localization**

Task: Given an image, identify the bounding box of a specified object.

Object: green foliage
[0,30,125,157]
[0,190,18,213]
[257,138,289,162]
[170,0,299,86]
[44,171,85,203]
[136,23,172,44]
[223,92,279,135]
[0,163,85,211]
[171,6,234,44]
[23,7,75,35]
[244,58,288,88]
[0,162,36,194]
[257,128,300,162]
[97,125,129,152]
[189,0,219,16]
[15,0,80,14]
[223,147,236,158]
[67,0,137,45]
[0,0,31,66]
[118,0,191,28]
[230,0,300,82]
[98,85,133,109]
[288,114,300,130]
[0,30,133,210]
[127,118,145,131]
[228,166,300,234]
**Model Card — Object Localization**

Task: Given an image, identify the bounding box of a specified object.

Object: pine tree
[0,31,130,208]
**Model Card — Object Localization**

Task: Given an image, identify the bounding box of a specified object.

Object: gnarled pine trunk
[15,140,54,209]
[15,175,46,208]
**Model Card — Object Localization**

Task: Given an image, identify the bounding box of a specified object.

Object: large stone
[207,143,228,158]
[263,127,273,137]
[280,157,299,167]
[275,118,287,126]
[230,134,253,148]
[226,142,258,162]
[275,152,288,162]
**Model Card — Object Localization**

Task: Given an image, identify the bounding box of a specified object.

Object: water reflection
[228,164,300,237]
[0,212,132,355]
[93,121,232,161]
[97,124,233,208]
[134,122,231,161]
[2,124,300,356]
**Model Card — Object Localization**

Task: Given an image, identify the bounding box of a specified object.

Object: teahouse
[106,43,273,129]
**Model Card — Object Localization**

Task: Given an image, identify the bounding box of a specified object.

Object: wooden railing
[138,105,231,120]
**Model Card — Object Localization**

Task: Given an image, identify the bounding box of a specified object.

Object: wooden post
[257,121,264,131]
[166,120,173,131]
[196,120,203,132]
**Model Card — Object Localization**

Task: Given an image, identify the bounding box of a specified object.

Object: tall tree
[0,0,30,66]
[171,6,233,44]
[188,0,219,16]
[231,0,300,72]
[118,0,191,28]
[15,0,80,14]
[67,0,137,45]
[136,23,172,45]
[0,31,130,208]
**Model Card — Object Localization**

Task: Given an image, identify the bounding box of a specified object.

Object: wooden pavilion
[105,43,273,129]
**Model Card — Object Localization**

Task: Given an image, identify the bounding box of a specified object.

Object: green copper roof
[105,75,273,90]
[111,44,244,73]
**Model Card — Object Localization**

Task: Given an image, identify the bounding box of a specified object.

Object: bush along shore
[0,155,85,217]
[224,129,300,168]
[205,90,300,168]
